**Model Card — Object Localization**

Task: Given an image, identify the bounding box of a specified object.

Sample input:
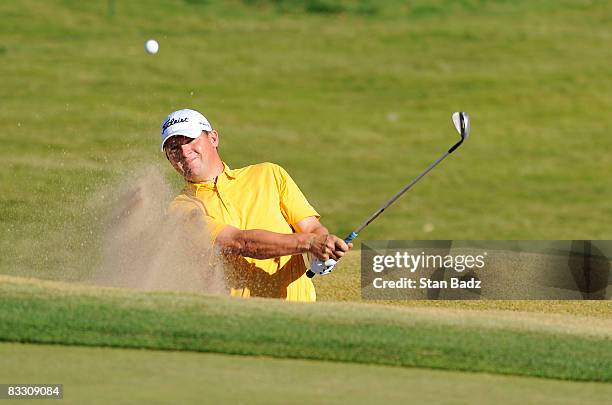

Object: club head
[452,112,470,140]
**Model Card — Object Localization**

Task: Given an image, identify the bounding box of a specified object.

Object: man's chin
[184,171,206,183]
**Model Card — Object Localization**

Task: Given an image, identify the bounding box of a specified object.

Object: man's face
[164,130,219,182]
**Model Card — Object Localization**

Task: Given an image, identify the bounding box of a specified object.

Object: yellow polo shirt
[169,162,319,302]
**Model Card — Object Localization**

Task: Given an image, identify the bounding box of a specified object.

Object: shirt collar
[221,162,237,180]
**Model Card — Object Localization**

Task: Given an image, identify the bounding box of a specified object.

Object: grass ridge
[1,277,610,382]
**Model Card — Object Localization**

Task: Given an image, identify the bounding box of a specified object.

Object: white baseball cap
[160,108,213,151]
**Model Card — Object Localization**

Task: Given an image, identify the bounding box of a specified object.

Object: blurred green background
[1,0,611,281]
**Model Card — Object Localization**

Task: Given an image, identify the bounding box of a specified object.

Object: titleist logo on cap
[162,117,188,131]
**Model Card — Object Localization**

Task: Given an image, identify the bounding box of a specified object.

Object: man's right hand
[308,234,351,262]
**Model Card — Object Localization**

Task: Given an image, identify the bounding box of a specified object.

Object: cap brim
[160,127,202,152]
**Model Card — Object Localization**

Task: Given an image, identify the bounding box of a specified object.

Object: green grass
[3,342,612,405]
[1,0,612,281]
[1,276,611,382]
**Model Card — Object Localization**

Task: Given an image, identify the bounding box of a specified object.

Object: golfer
[160,108,351,302]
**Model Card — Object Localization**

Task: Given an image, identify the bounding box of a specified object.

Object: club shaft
[309,119,469,278]
[354,150,451,235]
[306,150,453,279]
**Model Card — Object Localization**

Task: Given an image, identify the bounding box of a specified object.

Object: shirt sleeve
[168,195,227,245]
[274,164,320,228]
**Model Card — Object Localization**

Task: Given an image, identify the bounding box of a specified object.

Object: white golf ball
[145,39,159,55]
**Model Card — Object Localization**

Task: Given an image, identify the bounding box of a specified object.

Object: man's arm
[215,216,351,261]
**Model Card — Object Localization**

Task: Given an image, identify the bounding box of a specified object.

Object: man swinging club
[160,108,352,302]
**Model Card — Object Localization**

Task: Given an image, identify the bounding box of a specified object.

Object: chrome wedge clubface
[452,112,470,140]
[447,112,470,154]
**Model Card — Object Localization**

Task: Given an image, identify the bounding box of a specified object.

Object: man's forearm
[220,229,314,259]
[214,218,347,262]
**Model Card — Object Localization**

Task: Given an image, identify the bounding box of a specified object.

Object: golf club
[307,111,471,278]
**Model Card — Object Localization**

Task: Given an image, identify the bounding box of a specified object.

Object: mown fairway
[3,342,612,405]
[1,0,611,282]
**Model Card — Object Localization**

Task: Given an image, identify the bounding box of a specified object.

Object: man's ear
[208,129,220,147]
